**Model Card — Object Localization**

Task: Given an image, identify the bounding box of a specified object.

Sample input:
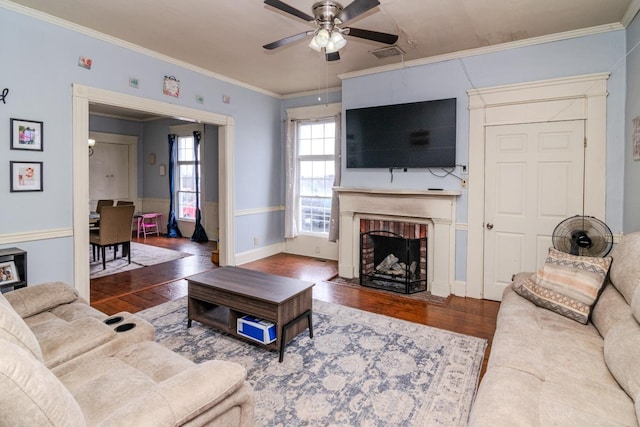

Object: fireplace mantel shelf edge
[334,187,461,197]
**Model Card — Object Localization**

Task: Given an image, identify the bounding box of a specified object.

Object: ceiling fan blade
[264,0,315,22]
[345,27,398,44]
[336,0,380,23]
[326,51,340,61]
[263,31,311,50]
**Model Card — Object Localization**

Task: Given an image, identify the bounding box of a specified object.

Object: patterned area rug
[90,242,191,279]
[327,276,452,306]
[138,297,486,426]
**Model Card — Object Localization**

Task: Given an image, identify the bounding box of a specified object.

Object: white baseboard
[452,280,467,297]
[235,242,285,266]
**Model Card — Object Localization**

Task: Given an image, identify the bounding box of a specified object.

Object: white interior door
[483,120,585,300]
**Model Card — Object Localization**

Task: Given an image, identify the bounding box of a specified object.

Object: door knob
[486,223,494,230]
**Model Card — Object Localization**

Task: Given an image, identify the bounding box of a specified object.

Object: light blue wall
[0,7,281,284]
[138,118,219,202]
[340,30,627,281]
[342,31,626,225]
[625,13,640,233]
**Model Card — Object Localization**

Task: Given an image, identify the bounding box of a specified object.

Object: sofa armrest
[4,282,79,318]
[99,360,252,426]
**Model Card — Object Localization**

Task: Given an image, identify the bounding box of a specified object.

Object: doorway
[466,73,609,300]
[72,84,235,302]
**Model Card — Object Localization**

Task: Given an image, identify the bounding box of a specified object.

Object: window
[297,119,335,234]
[176,135,201,221]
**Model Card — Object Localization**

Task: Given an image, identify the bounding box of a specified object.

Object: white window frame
[286,103,341,237]
[169,123,204,223]
[297,119,336,235]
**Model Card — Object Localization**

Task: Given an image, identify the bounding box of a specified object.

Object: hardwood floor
[90,236,500,377]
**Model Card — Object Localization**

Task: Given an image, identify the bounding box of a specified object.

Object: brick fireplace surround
[335,188,461,297]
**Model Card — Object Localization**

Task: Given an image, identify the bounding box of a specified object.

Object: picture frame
[163,75,180,98]
[0,261,20,286]
[10,118,43,151]
[10,161,43,192]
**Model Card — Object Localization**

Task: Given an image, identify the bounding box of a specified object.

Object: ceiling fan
[263,0,399,61]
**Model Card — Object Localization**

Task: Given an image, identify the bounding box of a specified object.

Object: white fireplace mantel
[335,187,461,297]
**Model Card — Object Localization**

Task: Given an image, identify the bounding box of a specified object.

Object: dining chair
[115,201,137,230]
[96,199,114,213]
[90,205,135,270]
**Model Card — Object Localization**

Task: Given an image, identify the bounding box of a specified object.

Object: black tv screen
[346,98,457,168]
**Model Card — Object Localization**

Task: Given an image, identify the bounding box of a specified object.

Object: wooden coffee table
[186,266,314,362]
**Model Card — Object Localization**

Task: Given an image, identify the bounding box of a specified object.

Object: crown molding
[622,0,640,27]
[281,86,342,100]
[0,0,281,99]
[339,23,624,82]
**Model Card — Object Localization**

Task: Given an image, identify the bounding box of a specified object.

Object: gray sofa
[469,231,640,426]
[0,282,254,426]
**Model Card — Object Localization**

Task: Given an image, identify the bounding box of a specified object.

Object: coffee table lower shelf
[187,301,278,350]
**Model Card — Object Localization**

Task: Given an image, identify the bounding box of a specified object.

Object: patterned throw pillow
[513,248,612,324]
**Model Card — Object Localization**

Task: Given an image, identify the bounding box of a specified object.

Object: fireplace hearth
[360,224,427,294]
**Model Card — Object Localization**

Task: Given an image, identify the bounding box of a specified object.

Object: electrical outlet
[461,179,468,189]
[253,237,259,246]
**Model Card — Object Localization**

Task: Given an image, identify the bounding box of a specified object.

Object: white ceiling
[7,0,638,96]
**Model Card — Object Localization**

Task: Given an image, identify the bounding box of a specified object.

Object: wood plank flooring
[90,236,499,377]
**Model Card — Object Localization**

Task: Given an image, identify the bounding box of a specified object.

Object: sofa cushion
[30,316,116,368]
[608,232,640,322]
[0,291,43,361]
[57,341,250,426]
[513,248,611,324]
[592,283,633,339]
[604,316,640,414]
[4,281,79,318]
[0,338,85,426]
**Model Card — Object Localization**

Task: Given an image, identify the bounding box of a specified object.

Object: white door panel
[483,120,585,301]
[89,142,130,202]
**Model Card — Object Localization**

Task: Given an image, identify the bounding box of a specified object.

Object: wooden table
[186,266,314,362]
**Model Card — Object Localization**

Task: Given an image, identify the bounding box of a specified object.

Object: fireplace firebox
[360,229,427,294]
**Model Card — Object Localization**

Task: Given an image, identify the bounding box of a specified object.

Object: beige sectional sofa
[0,282,254,426]
[469,231,640,426]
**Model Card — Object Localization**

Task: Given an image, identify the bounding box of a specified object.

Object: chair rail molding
[0,228,73,245]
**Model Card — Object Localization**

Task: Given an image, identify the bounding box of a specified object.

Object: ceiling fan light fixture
[308,37,323,52]
[330,31,346,50]
[315,29,330,47]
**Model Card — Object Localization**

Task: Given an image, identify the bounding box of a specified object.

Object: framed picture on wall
[10,118,43,151]
[0,261,20,286]
[10,161,43,192]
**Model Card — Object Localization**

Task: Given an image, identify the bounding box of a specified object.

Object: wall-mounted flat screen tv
[346,98,457,168]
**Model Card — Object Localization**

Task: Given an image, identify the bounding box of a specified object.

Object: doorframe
[466,73,609,299]
[72,84,235,302]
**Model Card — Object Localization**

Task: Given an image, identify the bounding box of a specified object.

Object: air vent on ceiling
[370,45,405,59]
